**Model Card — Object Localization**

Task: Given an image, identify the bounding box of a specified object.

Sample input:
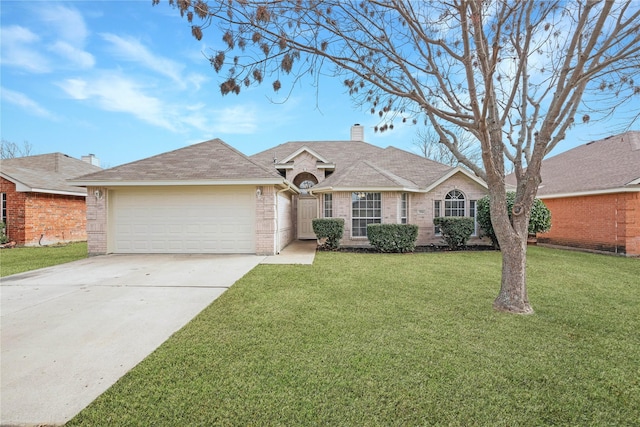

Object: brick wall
[1,177,26,244]
[328,174,489,248]
[539,192,640,256]
[255,185,277,255]
[1,177,88,246]
[86,186,108,255]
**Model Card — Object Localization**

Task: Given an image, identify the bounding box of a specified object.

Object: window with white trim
[323,194,333,218]
[1,192,6,225]
[400,193,408,224]
[469,199,477,236]
[434,190,476,235]
[445,190,465,216]
[351,192,381,237]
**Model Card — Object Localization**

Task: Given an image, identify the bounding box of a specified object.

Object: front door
[297,197,318,239]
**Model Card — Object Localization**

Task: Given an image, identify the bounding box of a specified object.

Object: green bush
[477,192,551,248]
[312,218,345,250]
[367,223,419,253]
[433,217,475,250]
[0,221,8,244]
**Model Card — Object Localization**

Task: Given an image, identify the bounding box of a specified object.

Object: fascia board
[31,188,87,196]
[538,186,640,199]
[1,173,86,196]
[277,179,301,194]
[423,166,488,192]
[311,186,421,194]
[0,173,29,191]
[68,179,288,187]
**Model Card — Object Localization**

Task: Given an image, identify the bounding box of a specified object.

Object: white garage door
[110,186,255,253]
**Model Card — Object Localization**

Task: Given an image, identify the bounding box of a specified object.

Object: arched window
[444,190,465,217]
[293,172,318,194]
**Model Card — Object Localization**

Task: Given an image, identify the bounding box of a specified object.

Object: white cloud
[1,87,58,120]
[100,33,186,86]
[36,4,90,44]
[49,41,95,69]
[210,105,259,134]
[57,73,177,131]
[1,5,95,73]
[0,25,51,73]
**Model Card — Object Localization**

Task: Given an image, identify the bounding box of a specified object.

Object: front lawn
[0,242,88,277]
[68,247,639,426]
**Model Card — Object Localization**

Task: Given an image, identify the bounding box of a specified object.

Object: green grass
[0,242,88,277]
[68,247,639,426]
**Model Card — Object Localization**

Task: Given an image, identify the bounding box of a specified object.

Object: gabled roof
[251,140,386,170]
[313,159,420,191]
[253,139,487,193]
[277,146,331,164]
[71,139,291,187]
[1,153,102,196]
[368,146,457,189]
[534,131,640,198]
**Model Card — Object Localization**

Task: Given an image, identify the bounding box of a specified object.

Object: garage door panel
[111,187,255,254]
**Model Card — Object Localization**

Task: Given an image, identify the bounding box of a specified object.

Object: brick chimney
[350,124,364,141]
[82,154,100,167]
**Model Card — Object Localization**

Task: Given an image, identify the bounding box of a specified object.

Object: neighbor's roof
[0,153,101,196]
[534,131,640,198]
[71,139,290,187]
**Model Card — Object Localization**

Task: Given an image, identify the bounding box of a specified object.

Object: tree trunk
[493,234,533,314]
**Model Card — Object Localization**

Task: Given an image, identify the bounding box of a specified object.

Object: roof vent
[350,124,364,141]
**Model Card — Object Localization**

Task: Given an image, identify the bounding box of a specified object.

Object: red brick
[539,193,639,256]
[1,176,88,246]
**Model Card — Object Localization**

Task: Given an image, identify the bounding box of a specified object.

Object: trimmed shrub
[433,217,475,250]
[312,218,345,250]
[477,192,552,248]
[0,222,7,244]
[367,223,419,253]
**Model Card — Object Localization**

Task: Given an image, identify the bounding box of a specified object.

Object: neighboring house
[0,153,102,246]
[529,131,640,256]
[72,125,488,256]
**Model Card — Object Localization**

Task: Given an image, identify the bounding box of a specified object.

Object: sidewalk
[261,240,317,265]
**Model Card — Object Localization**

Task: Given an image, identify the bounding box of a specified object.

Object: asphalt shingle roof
[73,139,283,182]
[1,153,101,195]
[252,141,457,191]
[251,140,386,171]
[535,131,640,197]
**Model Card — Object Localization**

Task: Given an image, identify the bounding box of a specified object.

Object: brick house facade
[74,129,490,256]
[1,153,101,246]
[539,192,639,256]
[1,177,88,245]
[524,131,640,257]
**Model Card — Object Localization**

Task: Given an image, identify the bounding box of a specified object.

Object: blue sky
[1,1,636,168]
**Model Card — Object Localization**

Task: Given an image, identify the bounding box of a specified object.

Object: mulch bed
[318,245,498,253]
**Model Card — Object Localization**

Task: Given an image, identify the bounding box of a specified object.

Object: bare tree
[157,0,640,314]
[1,139,33,159]
[414,127,482,168]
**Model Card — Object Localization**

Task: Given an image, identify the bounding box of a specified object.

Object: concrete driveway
[1,254,264,426]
